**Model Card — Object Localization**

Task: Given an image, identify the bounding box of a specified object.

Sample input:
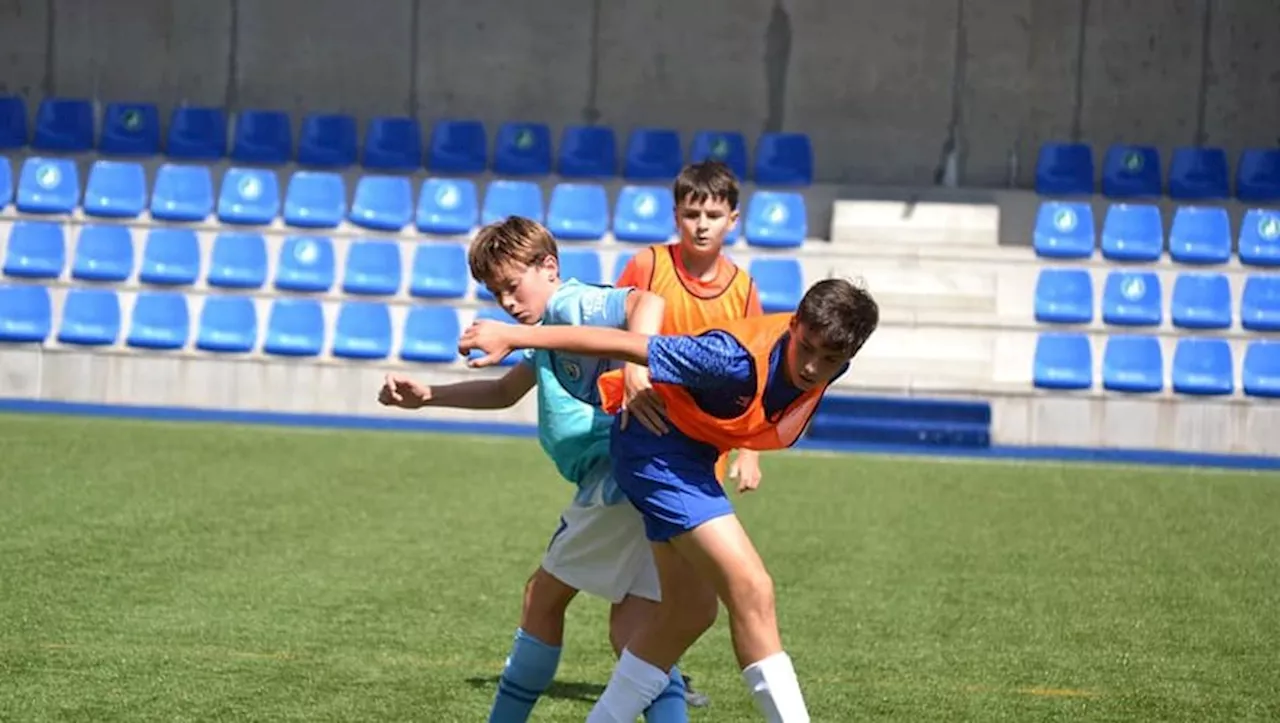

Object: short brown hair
[672,160,740,210]
[468,216,559,284]
[794,279,879,357]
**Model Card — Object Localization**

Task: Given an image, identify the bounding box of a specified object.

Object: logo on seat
[712,137,730,159]
[238,175,263,201]
[293,238,320,265]
[435,182,460,210]
[1259,216,1280,242]
[122,109,143,132]
[1053,206,1077,232]
[767,202,789,225]
[1123,150,1145,173]
[517,128,535,151]
[1121,274,1146,300]
[37,164,61,189]
[633,192,657,219]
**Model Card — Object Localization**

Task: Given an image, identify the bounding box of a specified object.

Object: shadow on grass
[466,675,604,703]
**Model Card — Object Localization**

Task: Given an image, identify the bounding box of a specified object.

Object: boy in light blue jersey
[378,217,695,722]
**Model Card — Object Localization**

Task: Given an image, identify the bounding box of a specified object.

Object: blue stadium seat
[1241,276,1280,332]
[263,299,324,357]
[196,295,258,353]
[469,307,521,366]
[16,157,80,214]
[126,292,189,350]
[1168,206,1231,265]
[150,164,214,222]
[1171,273,1231,330]
[1172,338,1233,396]
[217,168,281,225]
[350,175,413,231]
[1101,145,1161,198]
[231,109,292,165]
[400,306,460,363]
[3,221,65,279]
[494,122,553,176]
[427,119,487,175]
[691,131,749,180]
[416,178,479,236]
[100,103,160,156]
[1032,332,1093,390]
[1101,270,1161,327]
[481,180,544,225]
[624,128,682,181]
[1101,204,1163,262]
[547,183,609,241]
[1034,142,1094,196]
[1168,147,1229,201]
[1034,268,1093,324]
[298,113,357,168]
[558,126,617,178]
[612,251,636,284]
[57,288,120,346]
[0,284,52,342]
[275,236,335,293]
[0,96,28,149]
[754,133,813,186]
[1242,341,1280,398]
[343,239,402,296]
[363,116,423,171]
[750,258,804,313]
[167,107,227,160]
[1101,335,1164,393]
[559,248,603,285]
[83,160,147,218]
[613,185,674,243]
[207,232,268,289]
[744,191,806,248]
[0,158,11,208]
[1032,201,1095,258]
[409,243,468,299]
[1236,149,1280,204]
[283,171,346,229]
[139,228,200,286]
[333,302,392,360]
[1238,209,1280,268]
[33,98,93,152]
[72,225,133,282]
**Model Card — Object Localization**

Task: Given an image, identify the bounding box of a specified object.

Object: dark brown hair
[794,278,879,356]
[672,160,740,210]
[467,216,559,284]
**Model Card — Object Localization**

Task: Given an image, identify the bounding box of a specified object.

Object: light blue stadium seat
[469,307,521,366]
[139,228,200,286]
[0,158,11,208]
[1168,147,1229,201]
[343,239,402,296]
[196,295,258,353]
[624,128,682,181]
[416,178,479,235]
[409,243,468,299]
[72,225,133,282]
[1101,270,1161,327]
[3,221,65,279]
[363,116,423,171]
[126,292,189,350]
[1171,273,1231,330]
[1101,335,1164,393]
[83,160,147,218]
[558,126,617,178]
[231,109,292,165]
[1101,204,1163,262]
[1242,341,1280,398]
[744,191,806,248]
[691,131,749,180]
[481,180,544,225]
[0,96,28,149]
[1241,276,1280,332]
[167,107,227,160]
[275,236,335,292]
[57,288,120,346]
[612,251,636,283]
[427,119,487,175]
[263,299,324,357]
[350,175,413,231]
[1032,201,1095,258]
[1034,142,1094,196]
[284,171,346,229]
[547,183,609,241]
[100,103,160,156]
[1172,338,1233,396]
[613,185,675,243]
[298,113,357,168]
[494,122,552,176]
[1238,209,1280,267]
[0,284,52,342]
[208,232,268,289]
[1101,145,1161,199]
[1168,206,1231,265]
[150,164,214,222]
[218,167,281,225]
[400,306,460,363]
[33,98,94,152]
[16,157,80,214]
[333,302,392,360]
[1236,149,1280,204]
[1034,268,1093,324]
[1032,332,1093,390]
[754,133,813,186]
[751,257,804,313]
[559,249,603,286]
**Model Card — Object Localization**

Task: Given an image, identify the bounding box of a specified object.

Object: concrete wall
[1,0,1277,188]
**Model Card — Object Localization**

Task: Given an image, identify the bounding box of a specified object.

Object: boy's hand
[379,373,432,409]
[459,320,516,368]
[621,363,668,435]
[730,449,763,494]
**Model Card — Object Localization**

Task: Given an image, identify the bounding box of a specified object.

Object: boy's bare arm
[378,364,536,409]
[461,323,651,369]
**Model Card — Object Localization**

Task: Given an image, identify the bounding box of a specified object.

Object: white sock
[586,648,672,723]
[742,651,811,723]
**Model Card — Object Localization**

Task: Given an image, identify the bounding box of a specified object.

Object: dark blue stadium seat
[481,180,544,225]
[33,98,94,152]
[754,133,813,186]
[1242,341,1280,398]
[1034,142,1094,196]
[409,243,468,299]
[1034,268,1093,324]
[1101,145,1161,198]
[217,168,281,225]
[0,96,28,149]
[1101,270,1161,327]
[350,175,413,231]
[0,158,11,208]
[750,257,804,313]
[1241,276,1280,332]
[691,131,749,180]
[428,119,487,175]
[401,305,460,363]
[547,183,609,241]
[558,126,617,178]
[3,221,65,279]
[363,116,423,171]
[1032,201,1095,258]
[613,185,674,243]
[494,122,553,176]
[1172,338,1233,396]
[231,109,293,165]
[1168,206,1231,265]
[100,103,160,156]
[83,160,147,218]
[1032,332,1093,390]
[624,128,683,181]
[333,302,392,360]
[207,232,268,289]
[1171,273,1231,330]
[284,171,346,229]
[139,228,200,286]
[612,251,636,284]
[1238,209,1280,267]
[416,178,478,236]
[16,157,80,214]
[744,191,806,248]
[150,164,214,222]
[298,113,357,168]
[469,307,521,366]
[0,284,52,342]
[1168,147,1229,201]
[126,292,189,350]
[167,107,227,160]
[343,239,402,296]
[263,298,324,357]
[559,248,603,286]
[275,236,335,292]
[196,295,258,353]
[1236,149,1280,204]
[1101,204,1163,262]
[72,225,133,282]
[1101,335,1164,393]
[57,288,120,346]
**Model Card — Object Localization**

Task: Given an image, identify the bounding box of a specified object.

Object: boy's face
[675,195,738,263]
[784,318,852,391]
[482,256,559,325]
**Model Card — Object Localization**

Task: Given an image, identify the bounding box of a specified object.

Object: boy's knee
[730,568,776,620]
[521,568,576,627]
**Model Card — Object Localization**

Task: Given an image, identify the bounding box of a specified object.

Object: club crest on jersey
[562,359,582,381]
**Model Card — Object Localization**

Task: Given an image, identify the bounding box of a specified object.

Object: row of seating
[1036,142,1280,202]
[1033,201,1280,266]
[0,97,814,184]
[1033,332,1279,397]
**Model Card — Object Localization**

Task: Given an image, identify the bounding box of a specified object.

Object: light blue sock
[488,628,561,723]
[643,664,688,723]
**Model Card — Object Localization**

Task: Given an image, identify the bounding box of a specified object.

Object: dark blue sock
[488,628,561,723]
